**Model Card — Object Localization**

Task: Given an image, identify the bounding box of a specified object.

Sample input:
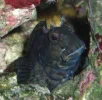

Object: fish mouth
[39,45,85,70]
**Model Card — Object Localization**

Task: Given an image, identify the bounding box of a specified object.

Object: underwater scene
[0,0,102,100]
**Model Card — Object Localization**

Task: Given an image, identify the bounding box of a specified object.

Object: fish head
[40,23,85,68]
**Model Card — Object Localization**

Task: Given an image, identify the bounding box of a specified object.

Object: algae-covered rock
[0,0,102,99]
[0,73,50,100]
[52,76,81,100]
[0,0,37,37]
[0,20,38,70]
[0,73,17,91]
[82,81,102,100]
[88,0,102,35]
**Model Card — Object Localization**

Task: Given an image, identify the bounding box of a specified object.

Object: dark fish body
[16,20,89,91]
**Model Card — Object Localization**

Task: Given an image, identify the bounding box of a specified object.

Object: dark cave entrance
[69,17,91,75]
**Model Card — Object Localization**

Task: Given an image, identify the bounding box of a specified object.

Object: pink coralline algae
[79,70,95,94]
[0,0,36,37]
[6,16,17,26]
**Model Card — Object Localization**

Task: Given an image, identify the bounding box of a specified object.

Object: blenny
[13,21,86,91]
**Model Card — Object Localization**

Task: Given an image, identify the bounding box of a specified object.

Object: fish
[10,21,87,91]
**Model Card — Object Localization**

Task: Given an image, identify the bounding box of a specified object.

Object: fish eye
[49,32,59,42]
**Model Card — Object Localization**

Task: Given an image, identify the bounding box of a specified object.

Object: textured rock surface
[0,0,102,100]
[0,20,38,70]
[0,0,37,37]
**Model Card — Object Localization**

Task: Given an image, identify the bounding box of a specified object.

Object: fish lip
[39,44,85,69]
[39,52,68,70]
